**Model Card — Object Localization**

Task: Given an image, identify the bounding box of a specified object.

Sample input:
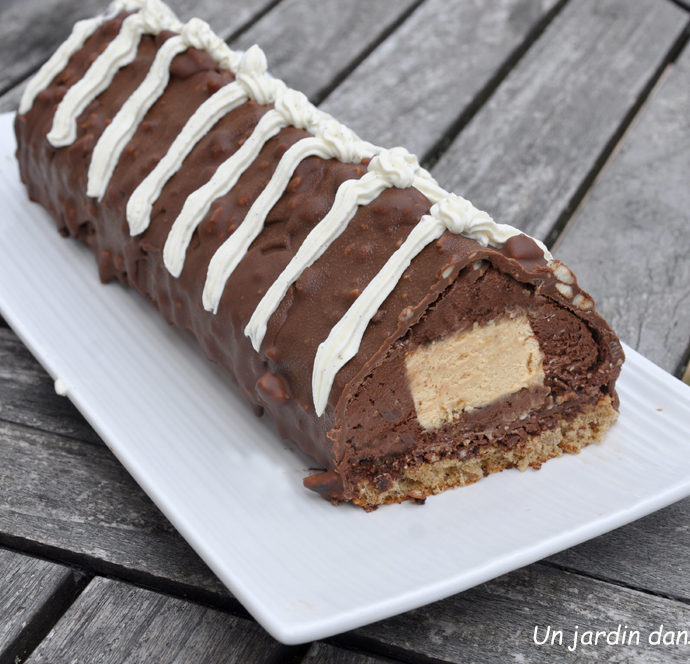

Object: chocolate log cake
[15,0,624,509]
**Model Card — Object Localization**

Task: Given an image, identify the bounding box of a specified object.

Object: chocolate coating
[15,13,624,505]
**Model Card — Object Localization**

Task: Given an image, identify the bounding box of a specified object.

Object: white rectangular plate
[2,111,690,644]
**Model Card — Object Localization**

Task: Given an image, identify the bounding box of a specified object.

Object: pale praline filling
[405,315,544,430]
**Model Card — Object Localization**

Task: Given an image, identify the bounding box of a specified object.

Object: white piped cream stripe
[310,192,535,415]
[202,137,334,313]
[245,146,421,351]
[126,81,248,235]
[47,4,182,147]
[163,109,288,277]
[18,0,149,115]
[87,34,188,199]
[25,0,556,415]
[46,11,144,146]
[244,171,389,351]
[180,17,240,72]
[20,15,113,115]
[202,131,377,314]
[411,173,447,205]
[431,193,522,247]
[312,214,446,415]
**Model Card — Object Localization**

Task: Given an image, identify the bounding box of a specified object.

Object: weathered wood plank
[349,564,690,664]
[546,46,690,594]
[0,327,100,444]
[0,420,227,601]
[0,0,424,113]
[5,361,687,655]
[4,408,688,655]
[0,548,83,664]
[234,0,421,103]
[553,44,690,375]
[304,642,395,664]
[431,0,688,243]
[0,0,278,112]
[320,0,562,157]
[0,0,277,96]
[0,0,108,95]
[27,577,287,663]
[547,498,690,601]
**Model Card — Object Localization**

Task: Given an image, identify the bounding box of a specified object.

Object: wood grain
[547,498,690,602]
[320,0,562,157]
[26,577,286,663]
[553,45,690,375]
[0,0,110,95]
[546,48,690,593]
[304,642,396,664]
[233,0,421,103]
[0,548,83,664]
[431,0,688,243]
[0,327,100,444]
[0,420,226,600]
[0,0,278,112]
[0,0,423,113]
[350,564,690,664]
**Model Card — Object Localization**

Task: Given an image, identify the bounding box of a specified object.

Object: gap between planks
[0,547,90,664]
[668,0,690,13]
[418,0,569,170]
[680,347,690,384]
[7,576,90,664]
[309,0,426,106]
[223,0,286,45]
[0,526,247,621]
[539,558,690,608]
[541,25,690,250]
[0,0,285,109]
[0,415,98,449]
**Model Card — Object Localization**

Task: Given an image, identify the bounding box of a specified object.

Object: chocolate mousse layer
[307,263,619,506]
[15,9,624,508]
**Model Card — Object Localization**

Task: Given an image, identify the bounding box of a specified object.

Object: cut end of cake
[305,259,623,510]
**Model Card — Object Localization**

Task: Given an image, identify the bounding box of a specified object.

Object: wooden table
[1,0,689,662]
